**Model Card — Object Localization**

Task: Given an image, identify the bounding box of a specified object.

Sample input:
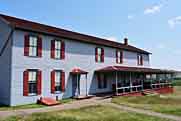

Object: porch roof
[95,66,176,74]
[70,68,88,74]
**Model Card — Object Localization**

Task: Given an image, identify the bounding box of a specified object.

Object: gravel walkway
[0,97,180,121]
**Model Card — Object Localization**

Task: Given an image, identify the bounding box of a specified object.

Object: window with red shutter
[25,35,41,57]
[137,54,143,66]
[116,50,123,64]
[51,70,65,93]
[95,47,104,63]
[51,40,65,60]
[24,69,39,96]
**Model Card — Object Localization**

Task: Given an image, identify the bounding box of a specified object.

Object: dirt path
[0,97,181,121]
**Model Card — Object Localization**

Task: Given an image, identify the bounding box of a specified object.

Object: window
[51,40,65,59]
[55,71,62,92]
[137,54,143,65]
[95,47,104,62]
[116,50,123,64]
[29,36,38,56]
[55,40,61,59]
[98,74,107,89]
[28,70,38,95]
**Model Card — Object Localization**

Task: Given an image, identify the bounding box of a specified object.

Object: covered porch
[95,66,175,96]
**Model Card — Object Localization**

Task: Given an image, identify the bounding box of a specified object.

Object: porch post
[130,72,132,92]
[77,74,80,96]
[86,74,88,96]
[116,71,118,95]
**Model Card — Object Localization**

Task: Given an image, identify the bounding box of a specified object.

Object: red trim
[23,70,29,96]
[37,70,42,95]
[95,47,98,62]
[101,48,104,62]
[61,71,65,92]
[24,34,29,56]
[61,41,65,59]
[51,70,55,93]
[51,40,55,59]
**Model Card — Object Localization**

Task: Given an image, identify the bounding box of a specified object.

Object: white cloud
[156,44,166,49]
[168,16,181,29]
[144,4,162,15]
[128,15,134,20]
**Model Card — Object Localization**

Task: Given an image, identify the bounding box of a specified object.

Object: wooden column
[116,71,118,95]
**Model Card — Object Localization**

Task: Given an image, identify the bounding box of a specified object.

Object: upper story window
[51,70,65,93]
[29,36,38,56]
[23,69,42,96]
[137,54,143,66]
[24,34,42,57]
[51,40,65,59]
[116,50,123,64]
[95,47,104,63]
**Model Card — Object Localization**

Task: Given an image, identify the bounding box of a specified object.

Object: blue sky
[0,0,181,70]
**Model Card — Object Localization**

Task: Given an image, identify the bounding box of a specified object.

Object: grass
[112,86,181,116]
[0,98,75,111]
[2,105,172,121]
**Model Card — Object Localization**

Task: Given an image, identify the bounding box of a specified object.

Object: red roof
[0,14,151,54]
[70,68,88,74]
[95,66,175,74]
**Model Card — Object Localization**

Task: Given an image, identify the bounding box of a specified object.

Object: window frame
[54,70,62,93]
[137,54,143,66]
[28,35,38,57]
[54,40,62,59]
[116,50,123,64]
[28,69,38,96]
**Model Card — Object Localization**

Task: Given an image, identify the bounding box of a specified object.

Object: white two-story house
[0,14,174,106]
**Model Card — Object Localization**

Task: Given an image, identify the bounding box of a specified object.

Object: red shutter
[37,70,42,95]
[121,51,123,64]
[95,47,98,62]
[51,70,55,93]
[61,41,65,59]
[51,40,55,58]
[101,48,104,62]
[37,36,42,57]
[23,70,29,96]
[116,50,118,63]
[61,71,65,92]
[24,34,29,56]
[141,55,143,65]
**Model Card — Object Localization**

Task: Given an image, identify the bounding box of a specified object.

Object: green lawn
[2,106,172,121]
[112,86,181,116]
[0,98,75,111]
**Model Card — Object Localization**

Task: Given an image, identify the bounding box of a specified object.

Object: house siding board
[0,19,12,105]
[10,30,150,106]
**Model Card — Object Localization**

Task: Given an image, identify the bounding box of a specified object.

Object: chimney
[124,38,128,45]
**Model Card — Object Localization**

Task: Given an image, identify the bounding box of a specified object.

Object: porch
[95,66,175,96]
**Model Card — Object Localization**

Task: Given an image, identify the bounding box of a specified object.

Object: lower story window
[28,70,38,95]
[98,74,107,89]
[55,71,62,92]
